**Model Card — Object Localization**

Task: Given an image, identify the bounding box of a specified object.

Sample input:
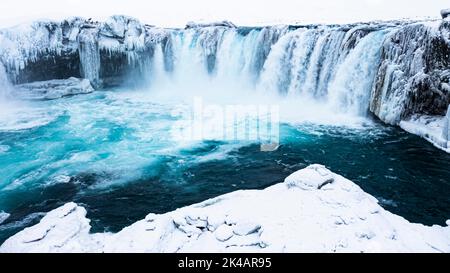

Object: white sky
[0,0,448,28]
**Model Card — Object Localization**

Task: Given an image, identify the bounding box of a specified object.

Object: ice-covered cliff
[1,165,449,253]
[370,21,450,125]
[0,15,449,150]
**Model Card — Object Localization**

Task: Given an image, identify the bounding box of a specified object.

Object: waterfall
[78,29,101,88]
[0,64,13,100]
[328,30,389,116]
[147,25,388,118]
[0,16,448,124]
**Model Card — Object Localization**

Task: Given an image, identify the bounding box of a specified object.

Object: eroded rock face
[0,16,169,88]
[370,21,450,124]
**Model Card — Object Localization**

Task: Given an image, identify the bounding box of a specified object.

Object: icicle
[78,29,101,88]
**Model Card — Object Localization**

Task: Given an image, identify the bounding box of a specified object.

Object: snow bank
[2,164,449,253]
[400,111,450,153]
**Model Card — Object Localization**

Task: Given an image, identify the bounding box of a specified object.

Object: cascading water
[139,25,392,120]
[328,30,389,116]
[78,29,101,88]
[0,65,12,100]
[0,17,450,246]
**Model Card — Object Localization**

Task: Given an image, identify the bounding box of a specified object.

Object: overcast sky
[0,0,448,28]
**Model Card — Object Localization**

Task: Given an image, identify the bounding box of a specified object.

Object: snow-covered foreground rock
[400,107,450,153]
[1,165,450,253]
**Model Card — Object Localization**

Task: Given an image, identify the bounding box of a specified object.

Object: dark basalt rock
[11,50,81,84]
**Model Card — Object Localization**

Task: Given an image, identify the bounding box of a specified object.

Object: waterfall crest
[0,16,449,124]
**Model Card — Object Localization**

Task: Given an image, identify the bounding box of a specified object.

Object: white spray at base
[134,26,393,127]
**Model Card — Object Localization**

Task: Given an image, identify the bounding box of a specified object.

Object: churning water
[0,24,449,244]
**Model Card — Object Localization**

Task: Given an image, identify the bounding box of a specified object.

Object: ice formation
[0,16,448,148]
[15,77,94,100]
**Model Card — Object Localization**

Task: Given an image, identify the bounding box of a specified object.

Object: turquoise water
[1,90,450,244]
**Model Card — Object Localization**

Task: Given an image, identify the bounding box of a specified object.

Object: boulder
[284,164,335,190]
[15,77,94,100]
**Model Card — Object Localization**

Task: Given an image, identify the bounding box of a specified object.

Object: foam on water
[1,20,449,245]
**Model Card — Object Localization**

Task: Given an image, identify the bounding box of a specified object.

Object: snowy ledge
[1,164,450,253]
[400,106,450,153]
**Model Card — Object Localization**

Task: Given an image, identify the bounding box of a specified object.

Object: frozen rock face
[0,18,83,84]
[0,16,169,88]
[1,165,450,253]
[370,21,450,124]
[15,77,94,100]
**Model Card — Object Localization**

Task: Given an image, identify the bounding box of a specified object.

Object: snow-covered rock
[0,211,10,225]
[400,113,450,152]
[285,164,334,190]
[0,16,170,88]
[1,165,450,253]
[442,9,450,19]
[15,77,94,100]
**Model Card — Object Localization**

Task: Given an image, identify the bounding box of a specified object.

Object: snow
[0,211,10,225]
[285,164,334,190]
[400,112,450,153]
[1,164,450,253]
[185,21,236,29]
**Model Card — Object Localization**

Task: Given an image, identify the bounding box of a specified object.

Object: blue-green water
[1,91,450,244]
